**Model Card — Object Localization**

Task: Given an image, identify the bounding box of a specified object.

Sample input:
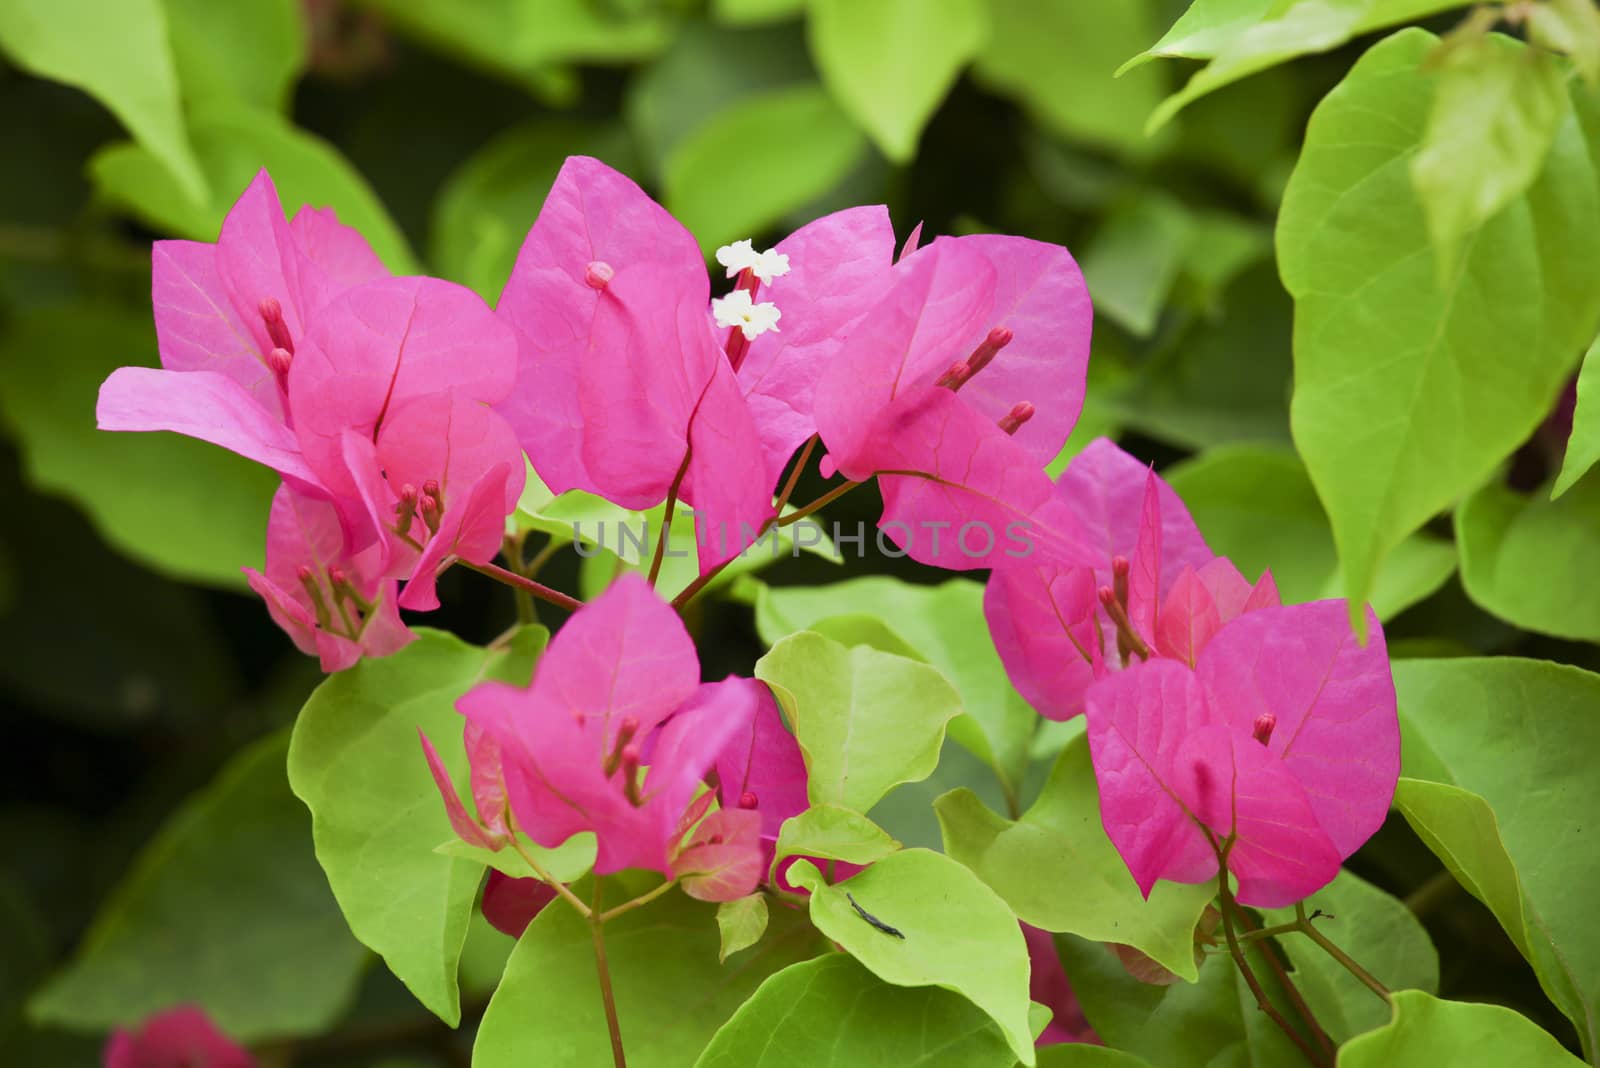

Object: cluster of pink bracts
[96,157,1398,947]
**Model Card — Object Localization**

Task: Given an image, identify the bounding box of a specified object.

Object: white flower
[711,289,782,340]
[714,238,790,284]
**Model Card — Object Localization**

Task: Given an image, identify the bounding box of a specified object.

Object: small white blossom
[711,289,782,340]
[714,238,790,283]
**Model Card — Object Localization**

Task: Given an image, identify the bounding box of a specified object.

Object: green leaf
[1133,0,1475,131]
[694,953,1021,1067]
[0,0,206,203]
[435,833,595,884]
[0,304,277,591]
[288,627,548,1026]
[1554,334,1600,497]
[786,849,1036,1064]
[91,104,417,274]
[665,83,865,255]
[711,0,805,25]
[29,732,366,1040]
[747,576,1036,802]
[1080,194,1195,338]
[773,804,901,871]
[1411,35,1570,271]
[356,0,673,84]
[935,735,1214,983]
[626,20,813,178]
[1261,870,1438,1043]
[1394,657,1600,1057]
[754,631,964,814]
[432,120,635,300]
[1279,29,1600,616]
[1055,931,1302,1068]
[1164,444,1456,619]
[1034,1048,1156,1068]
[1528,0,1600,87]
[474,882,818,1067]
[161,0,305,112]
[971,0,1169,157]
[1340,991,1585,1067]
[1457,471,1600,641]
[715,895,769,963]
[806,0,988,162]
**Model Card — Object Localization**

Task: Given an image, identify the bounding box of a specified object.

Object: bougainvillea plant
[11,2,1597,1065]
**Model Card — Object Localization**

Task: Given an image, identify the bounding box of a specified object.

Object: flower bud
[584,260,615,290]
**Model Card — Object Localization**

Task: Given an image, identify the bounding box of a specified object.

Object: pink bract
[103,1005,254,1068]
[1084,602,1398,908]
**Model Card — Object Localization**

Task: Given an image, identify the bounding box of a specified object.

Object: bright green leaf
[288,627,548,1026]
[432,120,635,301]
[0,0,206,203]
[936,735,1214,983]
[715,895,769,963]
[787,849,1036,1064]
[1165,444,1456,619]
[91,105,417,273]
[0,305,277,591]
[435,833,595,885]
[972,0,1169,157]
[1394,657,1600,1057]
[1081,194,1195,338]
[1411,35,1570,271]
[748,576,1036,803]
[1280,29,1600,617]
[755,631,964,814]
[474,881,818,1067]
[29,732,366,1040]
[1528,0,1600,86]
[712,0,805,25]
[1458,470,1600,641]
[1554,334,1600,496]
[1261,870,1438,1043]
[806,0,988,162]
[1133,0,1474,131]
[773,804,901,871]
[161,0,305,112]
[694,953,1021,1067]
[1035,1048,1156,1068]
[1340,991,1584,1067]
[665,83,866,255]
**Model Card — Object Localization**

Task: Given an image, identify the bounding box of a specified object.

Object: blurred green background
[1,0,1590,1064]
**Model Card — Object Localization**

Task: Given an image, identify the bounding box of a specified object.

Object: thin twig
[648,446,694,587]
[776,480,860,527]
[598,878,677,923]
[506,835,591,920]
[461,559,583,613]
[591,879,628,1068]
[774,435,819,515]
[1216,869,1327,1066]
[1296,902,1392,1004]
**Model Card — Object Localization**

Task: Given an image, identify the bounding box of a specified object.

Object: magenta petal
[289,204,389,308]
[1170,724,1342,908]
[243,567,318,658]
[867,387,1097,570]
[419,729,502,850]
[496,156,704,497]
[1084,660,1218,897]
[97,367,318,485]
[681,361,778,574]
[1056,438,1211,588]
[398,462,515,612]
[984,562,1100,720]
[1196,602,1399,860]
[674,807,764,903]
[215,170,311,358]
[940,234,1092,465]
[1154,566,1222,669]
[103,1005,254,1068]
[578,262,714,508]
[151,240,283,418]
[736,205,897,484]
[465,722,511,839]
[813,239,997,474]
[709,678,808,847]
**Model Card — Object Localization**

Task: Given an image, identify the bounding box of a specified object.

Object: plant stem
[1216,870,1328,1067]
[774,435,818,514]
[598,878,677,923]
[777,479,860,527]
[591,879,628,1068]
[648,446,694,588]
[506,835,591,920]
[501,534,536,624]
[461,559,583,613]
[1296,902,1391,1004]
[1238,907,1336,1062]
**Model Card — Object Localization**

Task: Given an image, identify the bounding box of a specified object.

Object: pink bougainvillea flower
[1084,601,1399,908]
[809,234,1096,570]
[452,575,765,889]
[103,1005,254,1068]
[708,678,809,881]
[984,438,1276,720]
[242,485,412,673]
[420,721,512,851]
[1023,924,1100,1046]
